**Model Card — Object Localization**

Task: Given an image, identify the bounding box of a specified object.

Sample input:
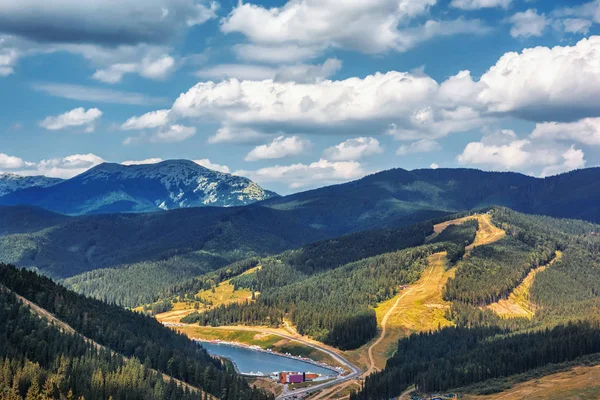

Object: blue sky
[1,0,600,194]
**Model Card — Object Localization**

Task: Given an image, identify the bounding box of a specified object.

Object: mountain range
[0,173,63,197]
[0,160,278,215]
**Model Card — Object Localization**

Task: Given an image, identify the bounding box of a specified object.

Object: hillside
[352,208,600,399]
[0,263,273,400]
[0,205,327,281]
[261,167,600,235]
[0,160,278,215]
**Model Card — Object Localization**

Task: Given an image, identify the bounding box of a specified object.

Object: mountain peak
[0,159,277,215]
[0,173,63,197]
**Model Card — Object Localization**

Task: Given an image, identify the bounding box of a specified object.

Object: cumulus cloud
[245,136,310,161]
[121,158,164,165]
[40,107,102,132]
[508,9,549,38]
[324,137,383,161]
[235,159,367,190]
[220,0,487,55]
[0,0,218,46]
[457,130,585,176]
[131,37,600,150]
[193,159,231,173]
[471,36,600,122]
[451,0,511,10]
[35,154,106,178]
[0,153,33,169]
[430,163,439,169]
[121,110,170,130]
[396,139,441,155]
[540,146,586,177]
[531,118,600,145]
[171,72,443,135]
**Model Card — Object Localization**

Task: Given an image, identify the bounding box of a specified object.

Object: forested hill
[0,263,272,400]
[352,208,600,399]
[260,167,600,234]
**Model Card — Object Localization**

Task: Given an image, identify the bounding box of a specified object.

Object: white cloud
[235,159,366,190]
[193,159,230,173]
[531,118,600,145]
[151,124,196,143]
[220,0,487,55]
[121,158,164,165]
[540,146,586,177]
[430,163,439,169]
[121,109,170,130]
[508,9,549,38]
[0,153,32,169]
[324,137,383,161]
[457,130,585,176]
[233,44,322,64]
[0,0,218,46]
[0,153,104,178]
[142,36,600,148]
[0,37,19,77]
[40,107,102,132]
[554,1,600,23]
[172,71,442,132]
[396,139,441,155]
[208,126,269,144]
[33,82,168,106]
[124,124,196,145]
[35,153,106,178]
[92,54,176,83]
[561,18,593,34]
[245,136,310,161]
[471,36,600,122]
[450,0,511,10]
[195,58,342,83]
[196,64,276,81]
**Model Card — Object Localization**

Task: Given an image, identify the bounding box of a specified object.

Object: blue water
[199,342,337,376]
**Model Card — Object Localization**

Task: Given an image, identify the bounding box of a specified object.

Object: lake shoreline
[195,338,342,377]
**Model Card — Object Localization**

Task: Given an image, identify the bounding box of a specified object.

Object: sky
[1,0,600,194]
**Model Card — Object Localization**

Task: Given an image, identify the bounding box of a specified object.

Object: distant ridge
[0,160,278,215]
[0,173,63,197]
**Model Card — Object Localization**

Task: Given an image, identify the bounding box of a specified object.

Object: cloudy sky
[1,0,600,194]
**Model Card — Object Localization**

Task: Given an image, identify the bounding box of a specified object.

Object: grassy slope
[349,214,506,372]
[486,251,563,319]
[150,266,261,323]
[466,364,600,400]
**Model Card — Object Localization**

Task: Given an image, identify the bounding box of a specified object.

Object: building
[288,374,304,384]
[304,373,318,381]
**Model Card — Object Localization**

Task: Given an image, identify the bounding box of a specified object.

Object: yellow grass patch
[153,266,261,323]
[366,252,456,371]
[466,364,600,400]
[359,213,507,372]
[486,251,562,319]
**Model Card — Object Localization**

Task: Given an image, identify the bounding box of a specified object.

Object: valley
[3,166,600,399]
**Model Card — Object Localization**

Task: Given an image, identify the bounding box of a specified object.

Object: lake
[199,342,337,376]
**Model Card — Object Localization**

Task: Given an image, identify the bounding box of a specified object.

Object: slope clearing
[364,213,506,372]
[149,266,261,323]
[486,251,563,319]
